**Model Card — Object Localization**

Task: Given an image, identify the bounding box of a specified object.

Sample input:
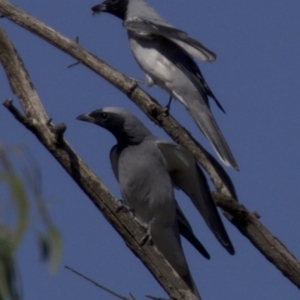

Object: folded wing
[156,140,235,255]
[176,202,210,259]
[124,17,216,62]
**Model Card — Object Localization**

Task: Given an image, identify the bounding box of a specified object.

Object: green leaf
[48,226,62,274]
[0,147,29,248]
[38,233,51,262]
[9,174,29,247]
[0,227,20,300]
[37,226,62,274]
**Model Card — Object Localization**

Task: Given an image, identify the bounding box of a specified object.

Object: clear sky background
[1,0,300,299]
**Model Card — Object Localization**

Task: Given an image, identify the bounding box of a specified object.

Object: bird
[77,107,235,297]
[91,0,239,170]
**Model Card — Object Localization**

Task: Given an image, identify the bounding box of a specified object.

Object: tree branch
[0,28,199,300]
[65,266,136,300]
[214,193,300,286]
[1,0,300,290]
[0,0,236,200]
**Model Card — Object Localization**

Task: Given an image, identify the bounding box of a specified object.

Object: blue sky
[1,0,300,299]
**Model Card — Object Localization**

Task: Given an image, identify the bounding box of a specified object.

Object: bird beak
[91,3,107,15]
[76,113,95,123]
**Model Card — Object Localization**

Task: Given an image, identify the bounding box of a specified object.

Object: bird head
[92,0,128,20]
[77,107,152,145]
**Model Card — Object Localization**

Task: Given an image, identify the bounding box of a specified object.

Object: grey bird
[91,0,239,170]
[77,107,235,296]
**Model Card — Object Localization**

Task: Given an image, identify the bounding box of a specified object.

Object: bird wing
[171,46,226,113]
[109,145,119,181]
[123,17,216,62]
[156,140,235,254]
[175,202,210,259]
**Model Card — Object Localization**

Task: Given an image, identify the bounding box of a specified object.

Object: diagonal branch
[1,0,300,290]
[65,266,136,300]
[0,28,199,300]
[214,193,300,287]
[0,0,236,200]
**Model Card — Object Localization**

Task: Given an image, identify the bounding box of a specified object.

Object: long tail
[176,203,210,259]
[187,99,239,170]
[151,224,202,299]
[182,272,202,300]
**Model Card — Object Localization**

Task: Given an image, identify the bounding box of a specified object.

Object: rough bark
[1,0,300,292]
[0,28,199,300]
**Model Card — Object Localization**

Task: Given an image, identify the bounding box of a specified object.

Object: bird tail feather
[188,100,239,170]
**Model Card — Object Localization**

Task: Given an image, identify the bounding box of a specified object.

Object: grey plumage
[77,107,235,297]
[91,0,239,170]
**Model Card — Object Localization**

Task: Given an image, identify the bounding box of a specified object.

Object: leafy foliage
[0,144,62,300]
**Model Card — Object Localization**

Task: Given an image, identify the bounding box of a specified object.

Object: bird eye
[100,112,108,119]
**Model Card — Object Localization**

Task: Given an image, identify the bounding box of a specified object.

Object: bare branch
[65,266,135,300]
[0,0,236,200]
[0,28,199,300]
[1,0,300,291]
[214,193,300,287]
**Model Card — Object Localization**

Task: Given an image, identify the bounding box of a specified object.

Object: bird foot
[67,37,82,68]
[115,199,134,215]
[139,221,153,246]
[251,210,261,219]
[126,77,145,97]
[162,96,173,116]
[128,77,145,85]
[161,106,169,116]
[140,232,152,246]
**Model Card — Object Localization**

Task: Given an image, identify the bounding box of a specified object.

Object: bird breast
[118,144,176,226]
[128,33,176,86]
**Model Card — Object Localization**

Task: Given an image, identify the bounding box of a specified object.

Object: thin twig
[65,266,135,300]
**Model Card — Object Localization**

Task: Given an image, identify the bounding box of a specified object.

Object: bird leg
[128,77,146,85]
[139,220,154,246]
[67,37,82,68]
[126,77,145,98]
[115,199,134,215]
[163,96,173,114]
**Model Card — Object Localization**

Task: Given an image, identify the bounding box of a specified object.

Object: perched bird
[77,107,235,297]
[91,0,239,170]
